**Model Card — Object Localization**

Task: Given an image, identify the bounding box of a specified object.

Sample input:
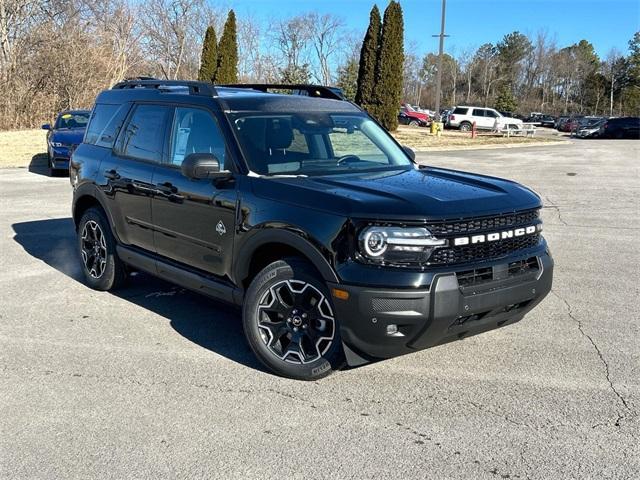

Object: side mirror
[41,124,51,130]
[181,153,228,180]
[402,145,416,161]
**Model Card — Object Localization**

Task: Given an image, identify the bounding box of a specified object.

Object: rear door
[471,108,491,129]
[99,103,172,251]
[151,105,238,277]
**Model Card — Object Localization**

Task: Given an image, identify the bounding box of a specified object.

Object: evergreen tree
[355,5,381,108]
[494,83,518,112]
[372,1,404,130]
[337,58,359,101]
[198,26,218,82]
[214,10,238,83]
[280,64,311,84]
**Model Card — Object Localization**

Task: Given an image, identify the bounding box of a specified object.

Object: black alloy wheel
[243,258,345,380]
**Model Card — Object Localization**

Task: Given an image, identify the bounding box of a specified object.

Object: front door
[151,106,237,278]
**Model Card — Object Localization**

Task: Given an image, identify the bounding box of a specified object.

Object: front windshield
[55,112,90,129]
[230,113,413,176]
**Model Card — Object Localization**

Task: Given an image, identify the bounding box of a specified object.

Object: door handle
[155,182,184,201]
[104,169,120,180]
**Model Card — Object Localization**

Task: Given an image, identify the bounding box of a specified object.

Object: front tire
[243,258,345,380]
[77,207,127,291]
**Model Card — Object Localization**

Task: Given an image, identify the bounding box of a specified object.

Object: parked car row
[558,115,639,139]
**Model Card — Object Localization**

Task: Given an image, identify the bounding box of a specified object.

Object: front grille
[430,234,541,265]
[427,210,539,236]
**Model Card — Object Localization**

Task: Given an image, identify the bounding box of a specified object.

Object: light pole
[432,0,449,122]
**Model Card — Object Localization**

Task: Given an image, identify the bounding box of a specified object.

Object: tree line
[399,31,640,118]
[1,0,638,131]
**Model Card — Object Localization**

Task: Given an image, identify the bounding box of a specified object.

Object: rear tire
[459,121,472,132]
[243,258,345,380]
[77,207,127,291]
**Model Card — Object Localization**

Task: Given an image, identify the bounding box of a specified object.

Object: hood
[51,128,85,145]
[251,167,541,220]
[407,111,429,120]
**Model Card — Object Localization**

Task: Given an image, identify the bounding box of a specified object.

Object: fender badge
[216,220,226,236]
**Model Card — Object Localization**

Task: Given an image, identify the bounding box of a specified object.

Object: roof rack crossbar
[111,79,217,97]
[219,84,344,100]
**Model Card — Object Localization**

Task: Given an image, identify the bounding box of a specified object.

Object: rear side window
[119,104,170,162]
[452,107,467,115]
[85,103,131,148]
[472,109,486,117]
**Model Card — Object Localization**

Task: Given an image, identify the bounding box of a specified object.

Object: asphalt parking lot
[1,139,638,479]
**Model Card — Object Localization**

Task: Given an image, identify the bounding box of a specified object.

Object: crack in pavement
[542,196,569,226]
[552,289,634,426]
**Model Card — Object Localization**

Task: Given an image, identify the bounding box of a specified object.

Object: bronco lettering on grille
[453,224,540,246]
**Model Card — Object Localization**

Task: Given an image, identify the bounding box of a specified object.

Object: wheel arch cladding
[73,195,103,229]
[236,229,339,289]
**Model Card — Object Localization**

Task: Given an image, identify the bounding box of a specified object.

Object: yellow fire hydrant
[430,121,443,137]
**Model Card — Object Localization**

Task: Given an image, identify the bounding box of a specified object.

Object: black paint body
[70,85,553,365]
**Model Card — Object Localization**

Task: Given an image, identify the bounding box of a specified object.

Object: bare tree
[306,12,345,84]
[139,0,206,79]
[271,15,312,75]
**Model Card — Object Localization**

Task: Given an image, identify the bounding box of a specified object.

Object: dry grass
[0,126,564,169]
[0,129,47,168]
[391,125,562,150]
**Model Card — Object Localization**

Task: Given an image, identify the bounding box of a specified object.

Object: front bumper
[330,252,553,364]
[49,146,71,170]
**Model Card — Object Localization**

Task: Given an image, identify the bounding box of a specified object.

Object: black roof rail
[111,79,217,97]
[219,83,345,100]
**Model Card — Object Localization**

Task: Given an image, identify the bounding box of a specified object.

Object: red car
[399,104,430,127]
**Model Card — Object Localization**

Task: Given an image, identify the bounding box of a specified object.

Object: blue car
[42,110,91,175]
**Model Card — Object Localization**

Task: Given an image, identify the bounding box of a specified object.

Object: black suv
[599,117,640,139]
[70,80,553,380]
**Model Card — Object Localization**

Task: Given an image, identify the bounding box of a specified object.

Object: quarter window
[170,107,226,168]
[85,103,131,148]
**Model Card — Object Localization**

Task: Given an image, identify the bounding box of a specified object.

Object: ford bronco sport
[70,80,553,380]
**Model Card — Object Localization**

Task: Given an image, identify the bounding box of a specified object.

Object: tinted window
[86,105,117,145]
[232,113,411,176]
[472,109,485,117]
[485,110,499,118]
[85,103,131,148]
[120,104,170,162]
[452,107,467,115]
[170,107,226,168]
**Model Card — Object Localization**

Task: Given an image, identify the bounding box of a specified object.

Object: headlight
[358,226,447,265]
[51,142,64,148]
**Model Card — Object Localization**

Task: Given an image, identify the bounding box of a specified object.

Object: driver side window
[170,107,226,168]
